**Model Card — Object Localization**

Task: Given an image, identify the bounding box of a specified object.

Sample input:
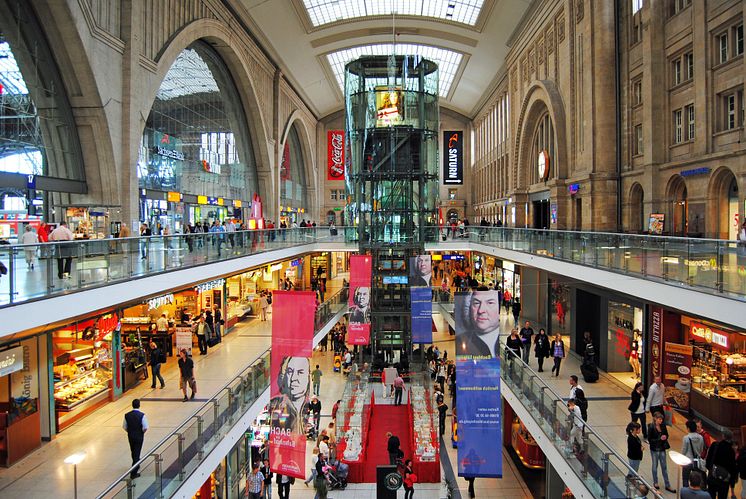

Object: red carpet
[362,404,412,482]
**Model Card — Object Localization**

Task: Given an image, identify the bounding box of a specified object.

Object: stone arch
[707,166,739,239]
[627,183,645,233]
[514,81,568,189]
[665,174,688,236]
[138,19,273,204]
[280,111,317,220]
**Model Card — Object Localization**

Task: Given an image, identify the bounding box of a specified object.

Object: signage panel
[327,130,345,181]
[0,346,24,377]
[443,131,464,185]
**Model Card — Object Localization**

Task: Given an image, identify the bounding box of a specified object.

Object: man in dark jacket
[123,398,148,478]
[149,341,165,389]
[387,432,401,465]
[518,321,534,364]
[706,429,737,498]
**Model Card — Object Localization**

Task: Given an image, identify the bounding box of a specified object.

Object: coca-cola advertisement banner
[348,255,372,345]
[327,130,345,181]
[269,291,316,479]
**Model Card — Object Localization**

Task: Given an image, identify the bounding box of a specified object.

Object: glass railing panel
[687,239,720,292]
[721,241,744,295]
[157,435,183,497]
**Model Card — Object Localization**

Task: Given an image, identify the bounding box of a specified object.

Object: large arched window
[138,41,257,225]
[529,112,556,185]
[280,123,308,219]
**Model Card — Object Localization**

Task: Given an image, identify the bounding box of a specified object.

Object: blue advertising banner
[455,290,503,478]
[410,286,432,344]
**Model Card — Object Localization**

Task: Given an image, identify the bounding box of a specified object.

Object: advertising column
[269,291,316,479]
[410,255,433,344]
[348,255,372,345]
[455,290,503,479]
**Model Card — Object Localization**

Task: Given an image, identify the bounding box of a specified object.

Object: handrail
[96,287,348,498]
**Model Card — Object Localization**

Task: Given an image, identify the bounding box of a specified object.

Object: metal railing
[0,227,351,306]
[497,341,662,499]
[96,288,348,499]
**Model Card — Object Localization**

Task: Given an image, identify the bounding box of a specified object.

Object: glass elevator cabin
[344,55,440,366]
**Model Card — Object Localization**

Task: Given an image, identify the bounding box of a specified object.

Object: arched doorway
[279,123,309,225]
[666,175,688,236]
[529,112,556,229]
[708,168,739,239]
[628,183,644,233]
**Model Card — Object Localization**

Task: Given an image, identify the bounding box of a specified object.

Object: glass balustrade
[97,288,348,499]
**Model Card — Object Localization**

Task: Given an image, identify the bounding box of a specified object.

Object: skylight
[156,48,219,100]
[303,0,485,27]
[327,44,462,97]
[0,42,29,94]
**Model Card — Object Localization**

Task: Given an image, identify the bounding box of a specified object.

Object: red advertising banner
[327,130,345,181]
[662,342,693,411]
[690,321,730,350]
[269,291,316,479]
[650,306,663,379]
[348,255,372,345]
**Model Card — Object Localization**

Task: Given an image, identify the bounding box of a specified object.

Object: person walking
[192,315,210,355]
[505,329,523,362]
[681,420,705,488]
[309,395,321,433]
[312,364,323,397]
[314,453,328,499]
[48,221,75,279]
[648,411,675,493]
[387,432,401,465]
[139,222,152,259]
[533,328,550,372]
[626,422,644,474]
[260,292,269,321]
[403,459,417,499]
[177,349,196,401]
[706,429,737,499]
[645,376,665,419]
[260,458,273,499]
[567,399,584,449]
[628,382,647,440]
[304,447,320,486]
[247,461,265,499]
[551,334,565,376]
[518,321,534,364]
[123,398,148,479]
[511,299,521,329]
[393,373,406,406]
[149,341,165,389]
[213,305,223,342]
[437,399,448,437]
[276,473,293,499]
[20,225,39,270]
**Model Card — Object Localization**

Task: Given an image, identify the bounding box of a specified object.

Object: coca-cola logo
[328,131,344,179]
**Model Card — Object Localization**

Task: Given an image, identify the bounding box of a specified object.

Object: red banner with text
[269,291,316,479]
[348,255,372,344]
[327,130,345,181]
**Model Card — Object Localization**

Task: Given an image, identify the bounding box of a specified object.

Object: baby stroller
[324,460,349,490]
[305,413,319,441]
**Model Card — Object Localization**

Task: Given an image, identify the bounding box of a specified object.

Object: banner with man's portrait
[455,291,503,478]
[348,255,372,345]
[409,255,432,287]
[269,291,316,479]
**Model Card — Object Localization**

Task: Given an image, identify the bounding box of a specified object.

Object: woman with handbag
[648,412,676,493]
[681,420,705,488]
[628,382,648,440]
[706,429,737,499]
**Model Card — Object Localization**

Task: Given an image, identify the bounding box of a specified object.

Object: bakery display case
[690,346,746,428]
[54,346,113,431]
[54,368,111,411]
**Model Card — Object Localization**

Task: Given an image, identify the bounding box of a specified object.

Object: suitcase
[580,361,599,383]
[207,336,220,348]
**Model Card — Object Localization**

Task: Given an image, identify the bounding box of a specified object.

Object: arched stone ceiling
[235,0,531,118]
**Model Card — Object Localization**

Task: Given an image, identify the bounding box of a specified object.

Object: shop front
[0,338,43,466]
[226,271,262,328]
[498,260,521,304]
[649,306,746,431]
[52,312,120,432]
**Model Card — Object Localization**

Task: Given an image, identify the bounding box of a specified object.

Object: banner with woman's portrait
[348,255,372,345]
[269,291,316,479]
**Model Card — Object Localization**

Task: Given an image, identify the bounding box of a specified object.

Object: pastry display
[54,368,111,410]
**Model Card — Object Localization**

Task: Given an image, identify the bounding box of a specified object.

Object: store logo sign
[690,321,728,348]
[443,131,463,185]
[147,294,174,310]
[153,145,185,161]
[195,279,225,293]
[327,130,345,181]
[0,346,24,377]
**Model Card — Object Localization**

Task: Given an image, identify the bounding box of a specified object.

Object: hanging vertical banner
[443,131,464,185]
[650,306,663,379]
[410,286,432,344]
[269,291,316,479]
[348,255,372,345]
[455,290,503,478]
[409,255,432,287]
[327,130,345,180]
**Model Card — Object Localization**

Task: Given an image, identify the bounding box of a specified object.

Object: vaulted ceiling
[237,0,532,118]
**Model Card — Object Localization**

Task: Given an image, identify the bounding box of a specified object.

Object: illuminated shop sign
[443,131,464,185]
[147,293,174,310]
[198,195,208,205]
[267,263,283,273]
[680,167,711,178]
[0,346,24,377]
[690,321,729,348]
[290,259,303,267]
[327,130,345,181]
[442,255,465,261]
[167,191,181,202]
[153,145,185,161]
[195,279,225,293]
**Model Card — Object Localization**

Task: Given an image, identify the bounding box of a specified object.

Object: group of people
[504,326,567,376]
[626,377,746,497]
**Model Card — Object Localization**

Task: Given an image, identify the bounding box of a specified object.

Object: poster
[375,86,403,127]
[455,291,503,478]
[9,339,38,422]
[648,213,664,235]
[409,255,432,287]
[327,130,345,180]
[175,327,193,356]
[269,291,316,479]
[662,342,693,411]
[410,287,432,344]
[348,255,372,345]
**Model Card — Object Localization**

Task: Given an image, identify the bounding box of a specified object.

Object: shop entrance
[532,199,550,229]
